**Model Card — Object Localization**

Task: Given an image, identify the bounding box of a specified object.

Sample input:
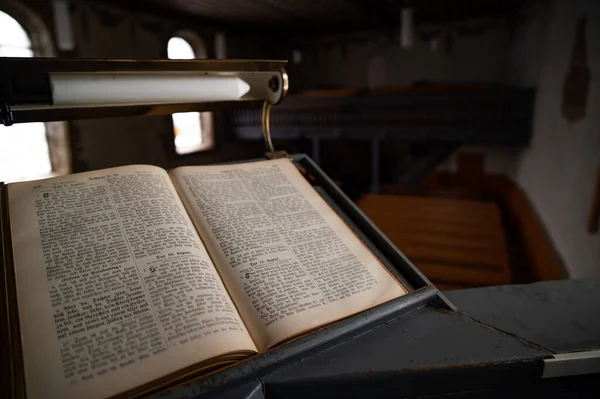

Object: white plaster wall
[513,0,600,277]
[437,0,600,278]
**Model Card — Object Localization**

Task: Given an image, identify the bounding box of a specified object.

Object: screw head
[268,76,280,92]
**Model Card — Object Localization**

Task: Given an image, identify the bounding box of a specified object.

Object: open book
[2,158,406,399]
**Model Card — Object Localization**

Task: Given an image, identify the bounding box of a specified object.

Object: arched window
[168,32,214,154]
[0,10,53,182]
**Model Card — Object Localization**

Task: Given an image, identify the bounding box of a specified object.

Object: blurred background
[1,0,598,289]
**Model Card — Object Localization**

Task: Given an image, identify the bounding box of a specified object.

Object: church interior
[0,0,598,309]
[2,1,600,398]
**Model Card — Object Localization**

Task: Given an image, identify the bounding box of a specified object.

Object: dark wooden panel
[417,261,511,286]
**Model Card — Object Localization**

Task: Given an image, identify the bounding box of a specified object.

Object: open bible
[1,158,406,399]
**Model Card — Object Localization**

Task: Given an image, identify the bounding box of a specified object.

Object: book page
[8,165,257,399]
[171,159,406,351]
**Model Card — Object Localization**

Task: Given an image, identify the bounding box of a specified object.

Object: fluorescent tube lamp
[0,58,288,125]
[50,73,251,106]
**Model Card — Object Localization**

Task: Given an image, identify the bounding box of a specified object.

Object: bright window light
[0,11,52,182]
[167,37,195,60]
[168,36,203,154]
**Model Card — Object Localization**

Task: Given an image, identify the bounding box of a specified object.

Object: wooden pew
[357,194,511,290]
